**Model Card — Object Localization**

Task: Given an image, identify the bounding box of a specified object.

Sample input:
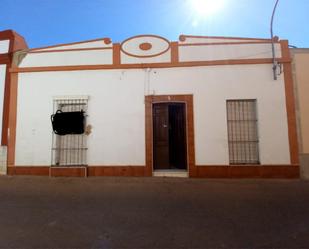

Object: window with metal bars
[51,98,88,166]
[226,99,259,165]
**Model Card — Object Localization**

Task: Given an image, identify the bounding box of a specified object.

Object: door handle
[163,124,168,128]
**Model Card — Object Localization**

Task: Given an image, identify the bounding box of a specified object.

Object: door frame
[145,95,196,177]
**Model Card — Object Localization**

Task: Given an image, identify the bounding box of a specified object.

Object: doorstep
[153,170,188,178]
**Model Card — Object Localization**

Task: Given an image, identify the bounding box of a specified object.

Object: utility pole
[270,0,280,80]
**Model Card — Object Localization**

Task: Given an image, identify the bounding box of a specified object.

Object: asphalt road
[0,176,308,248]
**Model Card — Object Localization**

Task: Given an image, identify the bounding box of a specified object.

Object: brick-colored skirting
[195,165,300,178]
[50,167,87,177]
[6,165,299,178]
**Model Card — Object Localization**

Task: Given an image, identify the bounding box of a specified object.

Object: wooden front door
[153,103,170,169]
[153,103,187,170]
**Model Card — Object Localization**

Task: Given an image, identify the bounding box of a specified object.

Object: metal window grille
[51,98,88,166]
[226,99,259,165]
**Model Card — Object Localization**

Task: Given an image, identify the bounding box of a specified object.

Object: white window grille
[226,99,260,164]
[51,97,88,166]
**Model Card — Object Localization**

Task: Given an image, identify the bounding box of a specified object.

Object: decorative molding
[120,34,170,58]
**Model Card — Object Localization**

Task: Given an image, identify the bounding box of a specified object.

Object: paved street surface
[0,176,308,248]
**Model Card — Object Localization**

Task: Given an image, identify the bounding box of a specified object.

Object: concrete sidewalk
[0,176,308,248]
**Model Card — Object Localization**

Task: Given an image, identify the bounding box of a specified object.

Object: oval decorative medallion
[139,42,152,51]
[121,35,170,58]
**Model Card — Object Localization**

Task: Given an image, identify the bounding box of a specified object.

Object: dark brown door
[153,103,187,170]
[153,103,170,169]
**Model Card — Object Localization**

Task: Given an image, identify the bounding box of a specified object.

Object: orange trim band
[113,43,121,65]
[10,58,290,73]
[7,72,18,166]
[170,42,179,63]
[280,40,299,165]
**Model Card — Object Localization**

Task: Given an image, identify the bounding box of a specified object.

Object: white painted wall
[34,40,112,51]
[19,49,113,67]
[120,51,171,64]
[179,43,282,62]
[0,40,9,54]
[15,64,290,166]
[179,37,268,44]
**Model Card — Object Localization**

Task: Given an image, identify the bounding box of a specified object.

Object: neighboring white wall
[179,43,282,62]
[15,64,290,166]
[0,40,9,54]
[0,64,6,141]
[0,146,7,174]
[19,49,113,67]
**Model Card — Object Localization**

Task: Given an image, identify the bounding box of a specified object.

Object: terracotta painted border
[195,166,299,178]
[280,40,299,165]
[7,72,18,167]
[10,57,291,73]
[145,95,197,177]
[7,166,146,177]
[120,34,171,58]
[88,166,146,177]
[50,167,87,177]
[7,165,299,178]
[28,37,111,52]
[7,166,49,176]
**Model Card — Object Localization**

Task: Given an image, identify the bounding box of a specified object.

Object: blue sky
[1,0,308,48]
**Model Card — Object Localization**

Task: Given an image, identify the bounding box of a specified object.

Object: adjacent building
[291,48,309,178]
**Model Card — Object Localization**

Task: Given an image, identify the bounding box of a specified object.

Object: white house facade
[6,33,299,177]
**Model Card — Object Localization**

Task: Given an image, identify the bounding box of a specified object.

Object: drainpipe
[270,0,280,80]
